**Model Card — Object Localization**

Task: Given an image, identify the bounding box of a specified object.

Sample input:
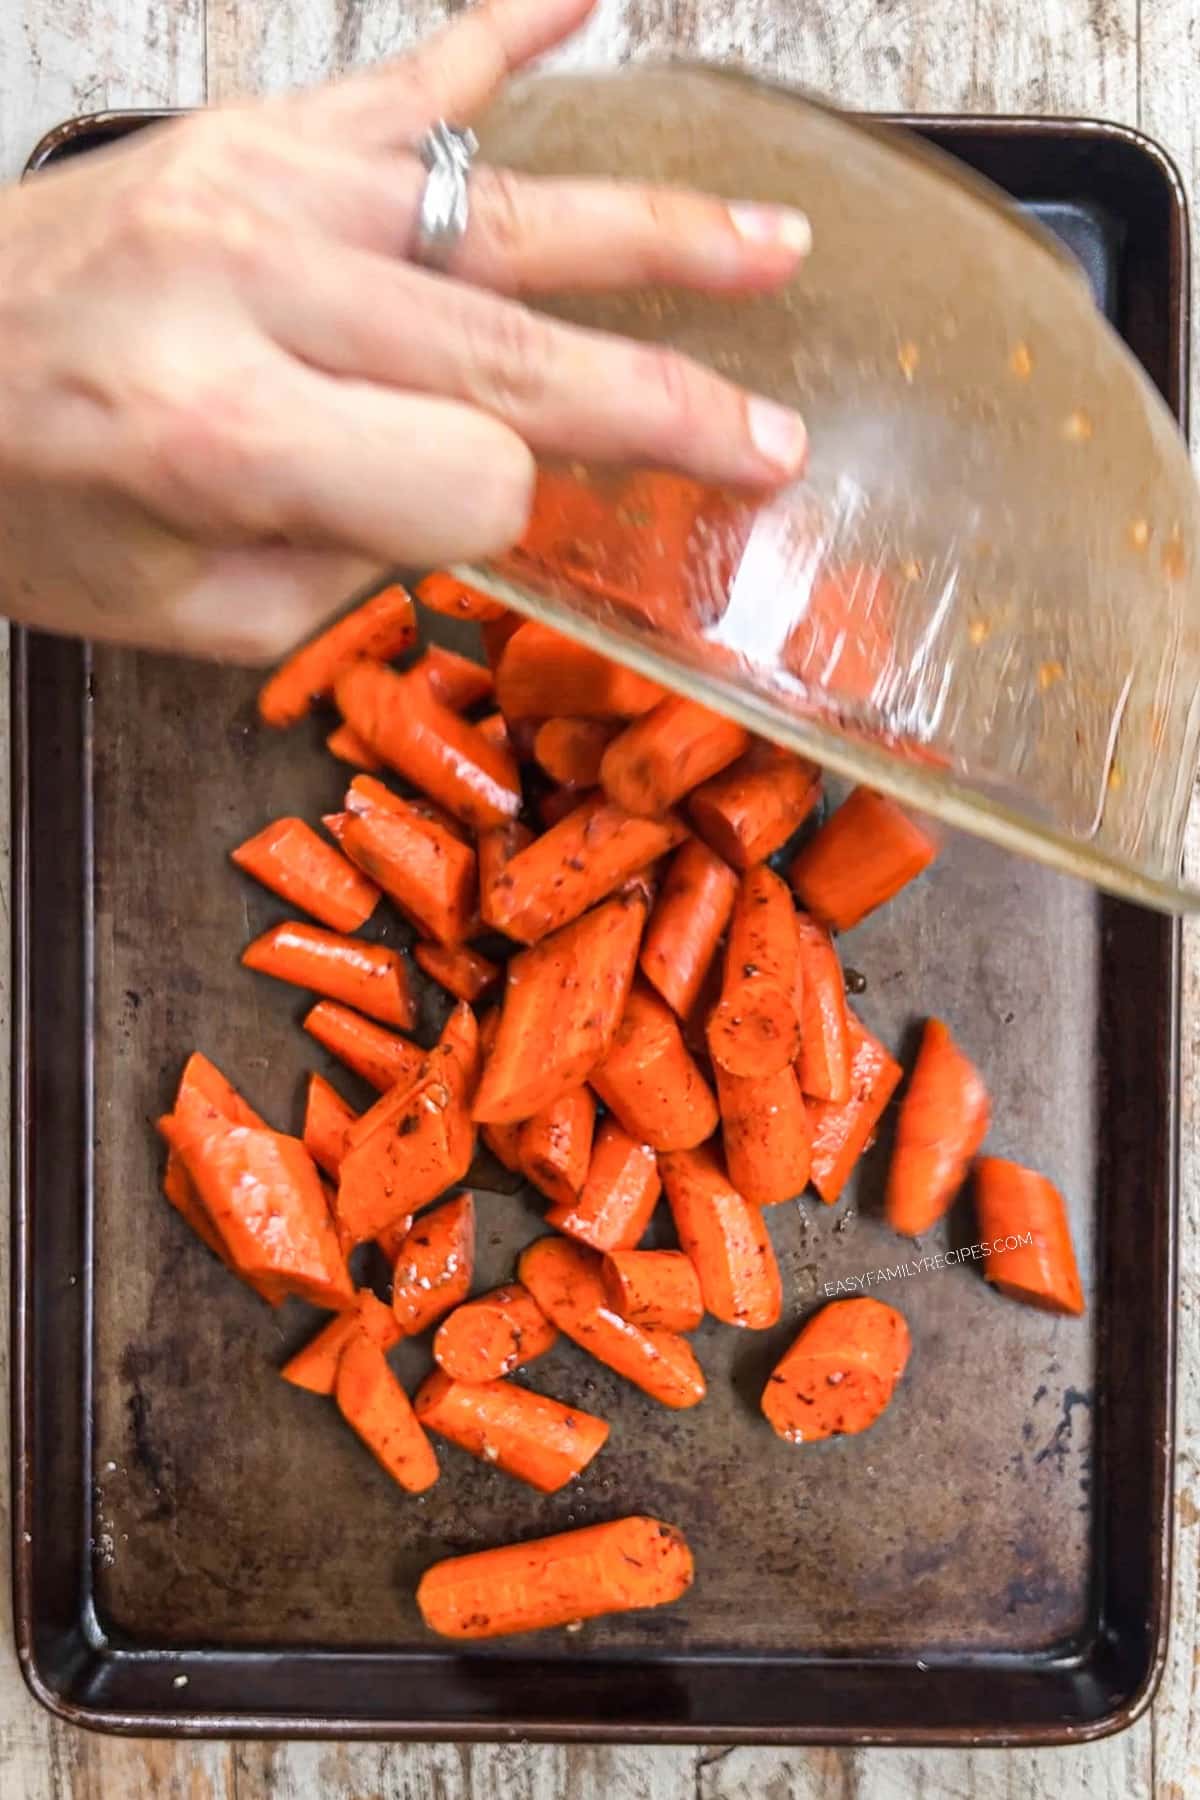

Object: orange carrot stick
[390,1193,476,1336]
[788,787,938,930]
[433,1283,558,1382]
[600,695,748,817]
[303,1000,423,1094]
[257,585,417,728]
[483,793,686,944]
[280,1290,401,1394]
[638,839,738,1021]
[336,660,522,830]
[416,1514,693,1640]
[415,569,509,623]
[517,1086,597,1206]
[715,1061,811,1206]
[545,1117,661,1252]
[475,1009,525,1172]
[345,771,472,845]
[590,981,718,1151]
[415,1369,609,1493]
[533,717,619,788]
[480,610,523,672]
[807,1010,903,1205]
[519,1237,705,1408]
[495,620,666,721]
[413,940,501,1005]
[688,744,822,870]
[339,802,476,948]
[477,819,534,915]
[413,643,495,712]
[535,783,590,829]
[473,892,646,1123]
[793,913,852,1104]
[242,921,415,1029]
[303,1072,359,1180]
[762,1297,911,1443]
[974,1159,1085,1315]
[161,1055,277,1301]
[659,1144,782,1329]
[326,721,381,770]
[475,710,511,753]
[886,1019,990,1237]
[707,865,802,1078]
[602,1249,703,1332]
[373,1212,414,1265]
[335,1335,439,1493]
[231,816,380,933]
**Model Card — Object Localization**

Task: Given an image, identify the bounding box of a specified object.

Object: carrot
[762,1297,911,1443]
[517,1086,597,1206]
[303,1000,423,1094]
[659,1144,782,1329]
[600,695,749,817]
[688,744,822,870]
[602,1249,703,1332]
[482,793,686,944]
[326,721,381,770]
[533,717,619,788]
[345,772,473,847]
[494,620,666,721]
[242,921,415,1030]
[807,1010,903,1205]
[473,891,646,1123]
[974,1159,1085,1315]
[390,1193,476,1336]
[480,610,523,672]
[413,940,500,1004]
[793,913,852,1104]
[337,1005,478,1241]
[160,1054,278,1301]
[707,865,803,1077]
[715,1060,812,1206]
[412,643,496,712]
[415,1369,609,1493]
[475,711,511,753]
[257,585,417,728]
[303,1072,358,1180]
[339,801,476,948]
[416,1514,693,1640]
[415,570,509,623]
[788,787,938,931]
[535,783,590,829]
[590,981,718,1151]
[638,839,737,1021]
[783,563,896,707]
[433,1283,558,1382]
[231,816,380,934]
[336,660,522,829]
[519,1237,705,1409]
[280,1290,401,1395]
[475,1009,525,1172]
[545,1117,661,1252]
[373,1212,414,1265]
[886,1020,990,1237]
[478,819,534,915]
[335,1335,439,1493]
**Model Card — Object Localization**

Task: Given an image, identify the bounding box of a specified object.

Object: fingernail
[747,396,808,477]
[729,203,812,256]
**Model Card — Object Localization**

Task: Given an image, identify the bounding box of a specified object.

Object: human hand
[0,0,811,661]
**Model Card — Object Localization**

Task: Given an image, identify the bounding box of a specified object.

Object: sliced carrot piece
[390,1193,476,1336]
[782,563,896,707]
[808,1010,903,1205]
[519,1236,705,1409]
[303,1000,423,1094]
[478,819,534,916]
[231,816,380,933]
[413,941,500,1005]
[161,1053,278,1295]
[280,1290,401,1395]
[602,1249,703,1332]
[303,1072,358,1180]
[659,1144,782,1329]
[412,643,496,712]
[886,1019,990,1237]
[533,717,619,788]
[600,695,748,817]
[590,981,718,1152]
[476,1008,525,1171]
[707,865,802,1077]
[638,838,738,1021]
[339,801,477,949]
[433,1283,558,1383]
[763,1297,911,1443]
[335,1335,439,1493]
[415,1369,608,1493]
[975,1159,1085,1315]
[494,620,666,721]
[257,585,417,728]
[546,1117,661,1252]
[794,913,852,1104]
[788,787,938,931]
[242,921,415,1029]
[688,744,822,870]
[517,1086,597,1206]
[373,1212,414,1265]
[417,1514,693,1640]
[480,610,523,672]
[326,721,381,770]
[345,771,472,845]
[475,711,511,753]
[535,783,589,829]
[415,570,509,623]
[715,1060,811,1206]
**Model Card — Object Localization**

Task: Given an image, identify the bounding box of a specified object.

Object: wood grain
[0,0,1197,1795]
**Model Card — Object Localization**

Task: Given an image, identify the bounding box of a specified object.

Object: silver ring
[412,120,478,269]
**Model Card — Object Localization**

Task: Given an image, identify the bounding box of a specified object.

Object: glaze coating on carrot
[390,1192,476,1336]
[415,570,509,623]
[517,1086,597,1206]
[975,1159,1085,1315]
[687,744,822,870]
[416,1514,693,1640]
[336,660,522,830]
[545,1117,661,1252]
[335,1335,439,1493]
[303,1000,423,1094]
[602,1249,704,1332]
[807,1011,903,1206]
[495,620,666,721]
[886,1019,990,1237]
[415,1369,609,1493]
[242,921,415,1029]
[303,1072,358,1180]
[715,1060,811,1206]
[414,941,501,1004]
[232,817,380,933]
[326,721,381,770]
[433,1283,558,1383]
[519,1237,705,1409]
[600,695,749,817]
[590,981,718,1152]
[707,865,803,1078]
[659,1144,782,1329]
[638,838,738,1021]
[534,717,618,788]
[257,585,416,728]
[413,643,496,712]
[762,1297,911,1443]
[478,820,534,917]
[793,913,852,1104]
[788,787,938,931]
[340,799,477,949]
[280,1290,401,1395]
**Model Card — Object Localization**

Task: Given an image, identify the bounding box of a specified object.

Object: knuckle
[460,298,553,421]
[138,376,281,530]
[109,126,266,277]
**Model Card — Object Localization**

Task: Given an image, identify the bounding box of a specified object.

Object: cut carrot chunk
[638,839,738,1021]
[415,1369,608,1493]
[390,1193,476,1336]
[688,744,822,870]
[715,1060,811,1205]
[495,620,666,721]
[782,563,896,708]
[886,1019,990,1237]
[412,643,496,712]
[326,721,381,770]
[303,1000,423,1094]
[280,1291,401,1395]
[335,1335,439,1493]
[517,1086,596,1206]
[546,1117,661,1252]
[807,1011,903,1205]
[600,695,748,817]
[794,913,852,1104]
[257,585,416,728]
[414,941,500,1004]
[433,1283,558,1383]
[659,1144,782,1329]
[763,1297,911,1443]
[373,1212,414,1265]
[415,570,509,623]
[707,865,802,1077]
[590,981,718,1152]
[161,1056,278,1303]
[975,1159,1085,1315]
[480,610,523,672]
[788,787,938,931]
[303,1072,358,1180]
[602,1249,703,1332]
[340,802,476,948]
[231,816,380,933]
[475,711,511,753]
[242,921,415,1029]
[533,717,619,788]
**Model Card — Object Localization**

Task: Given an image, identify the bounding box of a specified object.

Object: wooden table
[1,1,1197,1794]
